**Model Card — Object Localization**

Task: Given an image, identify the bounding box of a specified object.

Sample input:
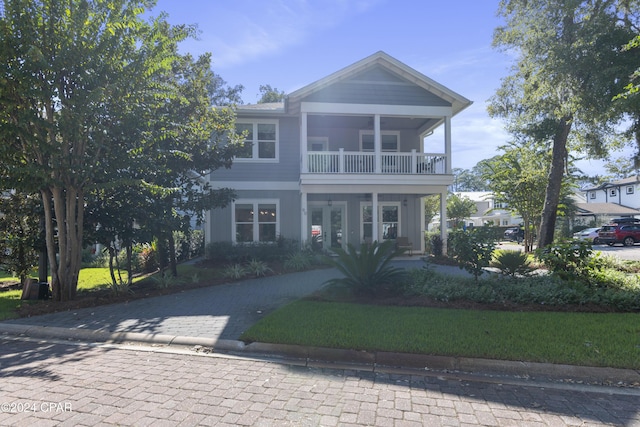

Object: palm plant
[323,240,406,296]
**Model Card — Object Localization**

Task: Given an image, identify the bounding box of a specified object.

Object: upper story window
[360,131,400,152]
[626,186,635,195]
[234,120,278,161]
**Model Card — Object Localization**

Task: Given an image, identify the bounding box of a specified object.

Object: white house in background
[428,192,521,230]
[206,52,472,253]
[576,176,640,225]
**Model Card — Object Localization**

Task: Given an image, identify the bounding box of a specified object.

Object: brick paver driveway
[1,337,638,426]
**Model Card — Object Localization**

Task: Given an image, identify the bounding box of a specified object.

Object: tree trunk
[41,185,85,301]
[168,232,178,277]
[537,118,572,249]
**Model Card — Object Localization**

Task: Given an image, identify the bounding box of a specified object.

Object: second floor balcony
[305,149,447,175]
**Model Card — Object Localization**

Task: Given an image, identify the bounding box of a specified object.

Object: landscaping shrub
[246,259,272,277]
[405,267,640,311]
[283,251,313,271]
[536,239,592,281]
[492,249,534,277]
[205,238,300,264]
[323,240,406,296]
[448,227,497,282]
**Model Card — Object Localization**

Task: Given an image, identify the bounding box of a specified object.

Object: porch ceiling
[307,114,439,132]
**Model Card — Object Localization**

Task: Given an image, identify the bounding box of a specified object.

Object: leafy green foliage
[492,249,534,277]
[446,193,477,229]
[536,239,593,281]
[448,227,497,282]
[283,251,313,272]
[323,240,406,296]
[221,264,248,280]
[246,259,272,277]
[0,193,42,285]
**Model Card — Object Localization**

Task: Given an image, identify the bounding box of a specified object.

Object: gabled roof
[285,51,472,116]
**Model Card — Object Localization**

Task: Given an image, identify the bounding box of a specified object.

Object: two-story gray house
[206,51,472,253]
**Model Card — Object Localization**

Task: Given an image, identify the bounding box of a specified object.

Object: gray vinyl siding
[310,127,422,152]
[211,116,300,183]
[208,190,301,243]
[303,66,451,106]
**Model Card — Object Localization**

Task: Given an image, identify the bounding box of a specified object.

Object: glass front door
[310,205,344,251]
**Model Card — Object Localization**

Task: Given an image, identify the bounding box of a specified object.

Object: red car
[597,224,640,246]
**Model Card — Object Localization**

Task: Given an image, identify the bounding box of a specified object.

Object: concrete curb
[2,323,639,386]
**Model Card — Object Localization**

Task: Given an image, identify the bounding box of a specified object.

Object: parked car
[503,227,524,243]
[572,227,601,244]
[597,224,640,246]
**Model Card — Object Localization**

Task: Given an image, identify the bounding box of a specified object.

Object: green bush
[246,259,272,277]
[221,263,248,280]
[448,227,497,282]
[205,238,300,264]
[323,240,406,296]
[283,251,313,271]
[492,249,534,277]
[405,268,640,311]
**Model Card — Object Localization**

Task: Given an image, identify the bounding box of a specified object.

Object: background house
[577,177,640,226]
[206,52,472,254]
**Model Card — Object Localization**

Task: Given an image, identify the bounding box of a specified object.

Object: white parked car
[573,227,601,244]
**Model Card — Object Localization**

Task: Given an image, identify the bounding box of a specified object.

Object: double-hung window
[359,131,400,152]
[234,120,278,161]
[233,200,279,243]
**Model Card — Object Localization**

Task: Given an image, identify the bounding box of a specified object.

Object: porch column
[420,195,426,254]
[440,191,448,254]
[374,114,381,173]
[300,191,308,248]
[301,112,308,173]
[372,192,379,242]
[444,115,452,174]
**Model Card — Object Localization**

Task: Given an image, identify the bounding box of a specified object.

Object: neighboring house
[428,192,522,231]
[455,192,521,228]
[206,51,472,254]
[578,177,640,226]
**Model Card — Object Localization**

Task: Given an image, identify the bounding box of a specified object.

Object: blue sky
[152,0,614,174]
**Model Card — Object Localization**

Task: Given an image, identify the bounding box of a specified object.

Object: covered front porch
[300,186,449,255]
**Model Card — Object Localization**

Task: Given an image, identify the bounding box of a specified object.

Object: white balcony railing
[306,149,447,175]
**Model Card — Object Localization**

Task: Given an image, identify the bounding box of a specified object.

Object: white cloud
[199,0,384,68]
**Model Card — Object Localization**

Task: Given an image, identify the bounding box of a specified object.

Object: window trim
[233,119,279,162]
[232,199,280,244]
[610,189,617,197]
[360,201,402,241]
[589,192,596,199]
[626,186,634,195]
[359,130,400,152]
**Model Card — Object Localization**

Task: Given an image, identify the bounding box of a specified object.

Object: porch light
[403,198,408,207]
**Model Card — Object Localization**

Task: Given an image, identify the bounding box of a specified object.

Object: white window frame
[360,201,402,241]
[359,130,400,152]
[232,199,280,244]
[589,192,596,199]
[626,186,634,195]
[610,189,617,197]
[234,119,279,162]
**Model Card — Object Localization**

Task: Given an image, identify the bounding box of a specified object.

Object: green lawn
[241,301,640,369]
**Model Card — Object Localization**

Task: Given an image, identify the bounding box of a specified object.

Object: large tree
[0,0,239,300]
[490,0,640,249]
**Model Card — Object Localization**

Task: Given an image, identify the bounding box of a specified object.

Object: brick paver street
[1,337,639,427]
